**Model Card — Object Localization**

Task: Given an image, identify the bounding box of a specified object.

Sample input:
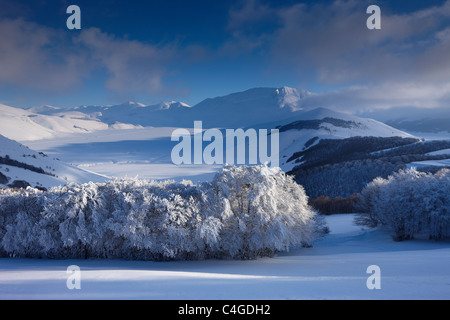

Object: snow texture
[0,214,448,300]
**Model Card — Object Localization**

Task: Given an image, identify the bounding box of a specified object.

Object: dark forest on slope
[288,136,450,199]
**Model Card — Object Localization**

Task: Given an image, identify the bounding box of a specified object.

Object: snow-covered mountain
[0,134,108,189]
[269,108,416,171]
[2,87,415,151]
[1,86,418,181]
[0,102,147,142]
[27,87,312,128]
[25,87,418,137]
[30,101,192,128]
[186,87,312,127]
[0,103,109,141]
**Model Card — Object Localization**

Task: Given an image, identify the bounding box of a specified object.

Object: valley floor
[0,214,449,300]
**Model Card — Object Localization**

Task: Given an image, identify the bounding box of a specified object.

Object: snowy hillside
[273,108,415,171]
[186,87,312,128]
[0,134,108,189]
[0,103,145,142]
[30,101,192,128]
[0,103,109,141]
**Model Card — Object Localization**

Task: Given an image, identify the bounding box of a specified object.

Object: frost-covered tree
[353,177,388,228]
[0,165,322,260]
[0,188,44,257]
[425,169,450,241]
[207,165,318,259]
[355,168,450,241]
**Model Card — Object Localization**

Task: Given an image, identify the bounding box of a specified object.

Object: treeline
[277,117,360,133]
[373,139,450,158]
[295,158,405,199]
[309,195,358,215]
[289,137,450,199]
[287,136,421,169]
[0,155,55,177]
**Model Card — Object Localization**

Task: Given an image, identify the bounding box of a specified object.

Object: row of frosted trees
[355,168,450,241]
[0,165,323,260]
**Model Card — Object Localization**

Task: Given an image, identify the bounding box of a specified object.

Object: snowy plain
[22,126,222,183]
[0,214,449,300]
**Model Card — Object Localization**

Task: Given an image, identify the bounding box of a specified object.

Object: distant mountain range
[23,87,312,129]
[2,86,416,169]
[2,86,443,191]
[2,86,413,137]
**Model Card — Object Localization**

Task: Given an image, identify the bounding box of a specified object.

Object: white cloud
[297,82,450,115]
[75,28,175,95]
[0,18,88,92]
[0,19,190,98]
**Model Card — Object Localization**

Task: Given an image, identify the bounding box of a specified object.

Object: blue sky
[1,0,450,112]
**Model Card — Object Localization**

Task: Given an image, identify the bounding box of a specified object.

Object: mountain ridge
[1,87,416,172]
[22,87,312,128]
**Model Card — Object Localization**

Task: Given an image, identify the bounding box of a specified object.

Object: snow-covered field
[20,126,222,183]
[1,214,449,300]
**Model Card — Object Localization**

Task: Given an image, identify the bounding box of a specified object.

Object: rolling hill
[0,134,108,189]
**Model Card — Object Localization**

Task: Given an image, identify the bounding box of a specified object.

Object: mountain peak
[274,86,311,111]
[117,101,148,108]
[25,105,61,114]
[157,101,192,110]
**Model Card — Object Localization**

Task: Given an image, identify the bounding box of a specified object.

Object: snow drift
[0,165,320,261]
